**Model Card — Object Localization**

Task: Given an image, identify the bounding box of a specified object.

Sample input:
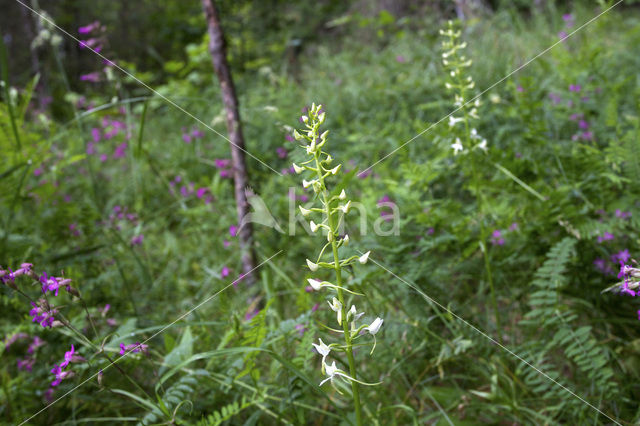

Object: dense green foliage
[2,1,640,424]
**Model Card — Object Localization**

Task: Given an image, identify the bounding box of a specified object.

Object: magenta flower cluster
[77,21,112,83]
[213,158,233,178]
[169,175,213,205]
[119,342,148,356]
[86,114,131,162]
[181,126,205,144]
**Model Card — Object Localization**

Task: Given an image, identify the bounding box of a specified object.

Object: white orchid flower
[365,317,384,335]
[299,206,311,216]
[319,361,350,386]
[451,138,463,154]
[338,189,346,200]
[312,338,331,371]
[365,317,384,355]
[448,116,464,127]
[328,297,343,325]
[306,259,319,272]
[337,200,351,214]
[308,279,323,291]
[358,251,370,264]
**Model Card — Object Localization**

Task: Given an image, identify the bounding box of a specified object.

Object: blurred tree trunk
[201,0,257,283]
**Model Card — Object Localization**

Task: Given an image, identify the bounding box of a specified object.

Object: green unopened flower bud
[293,130,303,140]
[293,163,304,174]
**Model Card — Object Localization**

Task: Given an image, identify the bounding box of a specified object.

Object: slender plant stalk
[294,105,381,425]
[314,155,363,425]
[443,21,502,342]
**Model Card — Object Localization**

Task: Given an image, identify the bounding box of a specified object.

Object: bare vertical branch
[201,0,256,282]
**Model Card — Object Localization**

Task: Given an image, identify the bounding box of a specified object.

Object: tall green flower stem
[313,154,363,425]
[293,104,382,426]
[441,21,502,342]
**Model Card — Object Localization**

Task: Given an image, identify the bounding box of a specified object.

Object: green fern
[517,237,617,419]
[195,396,262,426]
[140,372,203,425]
[236,299,272,381]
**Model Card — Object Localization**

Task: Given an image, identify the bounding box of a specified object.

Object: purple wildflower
[119,342,148,356]
[29,302,58,328]
[39,273,60,296]
[78,21,100,35]
[91,127,101,143]
[549,93,562,104]
[615,209,631,219]
[597,232,614,243]
[60,345,75,369]
[229,225,238,237]
[508,222,519,232]
[558,31,568,40]
[34,168,43,176]
[196,187,207,199]
[17,358,35,371]
[113,142,128,159]
[182,133,192,144]
[50,364,74,387]
[130,234,144,246]
[276,147,288,159]
[245,308,259,321]
[593,258,613,275]
[221,266,230,279]
[578,120,589,130]
[569,84,581,92]
[285,134,294,142]
[4,333,28,349]
[396,55,407,63]
[581,131,594,141]
[214,159,231,169]
[612,249,631,264]
[562,14,574,27]
[80,72,101,83]
[27,336,46,354]
[491,230,505,246]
